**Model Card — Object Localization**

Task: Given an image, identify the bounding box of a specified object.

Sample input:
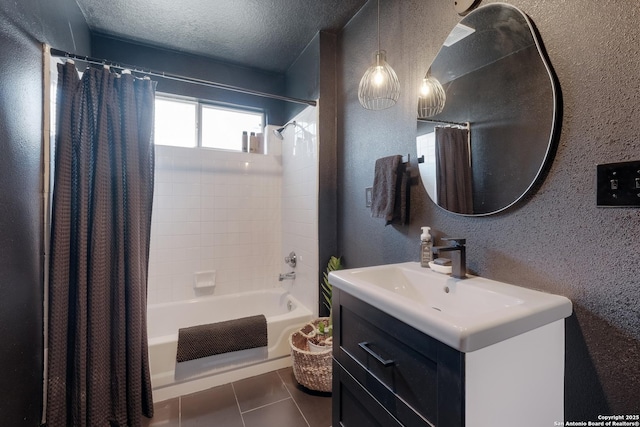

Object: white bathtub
[147,288,313,402]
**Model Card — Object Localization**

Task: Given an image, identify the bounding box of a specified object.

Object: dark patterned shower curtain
[435,126,474,215]
[47,62,156,426]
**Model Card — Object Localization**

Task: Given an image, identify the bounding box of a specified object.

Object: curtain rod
[417,118,469,128]
[48,47,317,107]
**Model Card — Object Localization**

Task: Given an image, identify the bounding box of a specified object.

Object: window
[201,105,263,151]
[154,95,264,151]
[154,97,197,148]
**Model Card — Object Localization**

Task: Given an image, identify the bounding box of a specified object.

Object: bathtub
[147,288,313,402]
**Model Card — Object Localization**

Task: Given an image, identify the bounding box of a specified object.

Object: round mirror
[416,3,558,216]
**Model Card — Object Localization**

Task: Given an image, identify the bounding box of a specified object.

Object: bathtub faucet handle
[284,251,297,268]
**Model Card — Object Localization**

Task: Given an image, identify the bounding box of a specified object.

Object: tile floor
[143,367,332,427]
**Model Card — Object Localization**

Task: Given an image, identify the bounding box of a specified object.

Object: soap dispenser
[420,226,433,267]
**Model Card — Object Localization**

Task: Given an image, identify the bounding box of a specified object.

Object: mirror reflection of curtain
[435,126,473,214]
[47,62,155,426]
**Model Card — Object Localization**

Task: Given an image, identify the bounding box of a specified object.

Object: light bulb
[420,79,430,96]
[373,67,385,86]
[417,74,446,118]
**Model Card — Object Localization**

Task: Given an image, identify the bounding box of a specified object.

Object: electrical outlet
[597,161,640,207]
[365,187,373,208]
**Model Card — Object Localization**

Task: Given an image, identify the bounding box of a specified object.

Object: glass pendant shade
[417,74,446,117]
[358,51,400,111]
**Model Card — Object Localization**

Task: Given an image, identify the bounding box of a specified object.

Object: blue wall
[91,34,291,125]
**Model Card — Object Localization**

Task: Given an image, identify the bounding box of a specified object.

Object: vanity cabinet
[332,289,464,427]
[332,288,566,427]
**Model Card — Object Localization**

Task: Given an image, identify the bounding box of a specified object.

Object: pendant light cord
[377,0,381,54]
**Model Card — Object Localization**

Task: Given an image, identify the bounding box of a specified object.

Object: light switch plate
[597,161,640,207]
[365,187,372,208]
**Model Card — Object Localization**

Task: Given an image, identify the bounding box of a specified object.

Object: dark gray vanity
[332,288,464,426]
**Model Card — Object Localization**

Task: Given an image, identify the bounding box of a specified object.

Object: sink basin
[329,262,572,352]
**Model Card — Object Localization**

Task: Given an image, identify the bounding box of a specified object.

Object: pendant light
[417,69,446,118]
[358,0,400,110]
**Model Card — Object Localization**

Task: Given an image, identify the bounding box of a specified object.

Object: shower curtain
[435,126,474,214]
[47,62,156,426]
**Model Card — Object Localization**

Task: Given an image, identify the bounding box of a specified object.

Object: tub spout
[279,272,296,281]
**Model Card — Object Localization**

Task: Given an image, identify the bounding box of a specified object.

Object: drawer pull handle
[358,341,394,367]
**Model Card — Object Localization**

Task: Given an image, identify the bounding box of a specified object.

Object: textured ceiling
[74,0,367,73]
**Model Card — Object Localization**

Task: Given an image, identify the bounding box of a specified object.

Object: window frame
[155,92,265,152]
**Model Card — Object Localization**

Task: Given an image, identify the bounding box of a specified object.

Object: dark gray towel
[396,163,408,225]
[176,315,267,362]
[371,155,407,225]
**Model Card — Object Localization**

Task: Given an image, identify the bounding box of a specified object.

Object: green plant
[322,256,342,314]
[318,321,326,334]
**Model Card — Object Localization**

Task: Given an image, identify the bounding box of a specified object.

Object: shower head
[272,127,285,140]
[272,121,297,140]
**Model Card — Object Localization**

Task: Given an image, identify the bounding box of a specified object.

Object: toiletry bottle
[249,132,257,153]
[420,226,433,267]
[242,131,248,152]
[257,132,264,154]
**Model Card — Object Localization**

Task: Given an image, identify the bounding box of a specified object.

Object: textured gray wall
[0,0,90,424]
[337,0,639,417]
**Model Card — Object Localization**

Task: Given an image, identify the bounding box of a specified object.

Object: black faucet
[432,238,466,279]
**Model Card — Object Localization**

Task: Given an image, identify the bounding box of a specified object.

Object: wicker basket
[289,318,332,392]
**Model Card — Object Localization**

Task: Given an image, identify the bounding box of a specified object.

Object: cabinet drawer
[333,360,403,427]
[333,289,464,427]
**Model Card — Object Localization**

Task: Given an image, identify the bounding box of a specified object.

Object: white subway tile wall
[281,106,319,317]
[148,145,283,304]
[148,105,319,308]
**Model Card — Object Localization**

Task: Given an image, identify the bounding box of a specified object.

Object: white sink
[329,262,572,352]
